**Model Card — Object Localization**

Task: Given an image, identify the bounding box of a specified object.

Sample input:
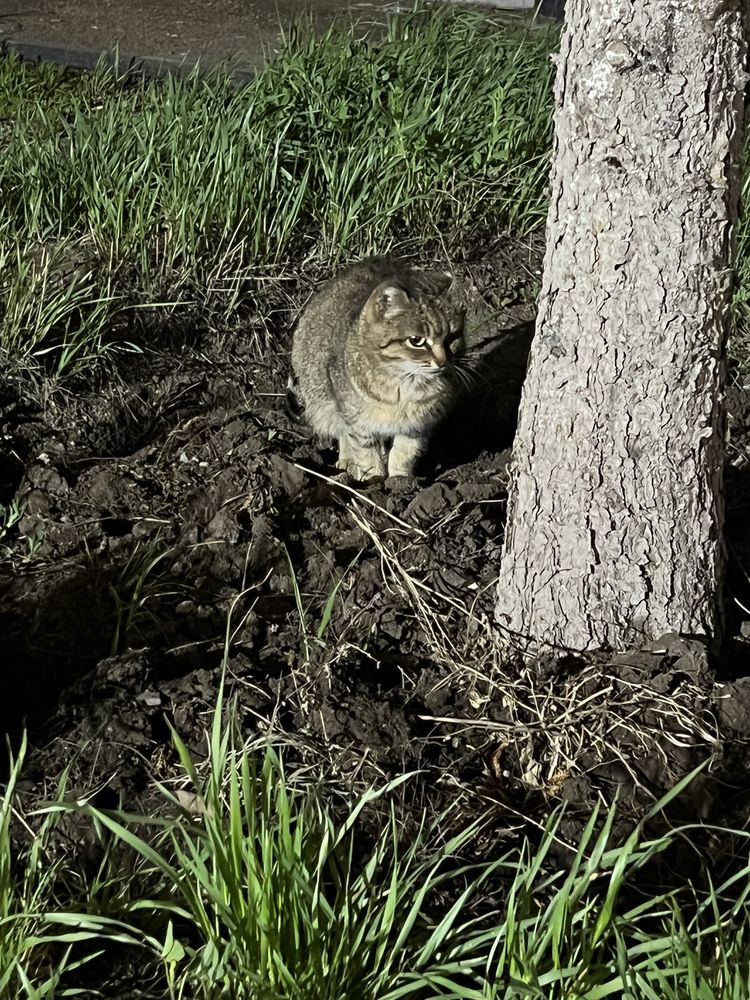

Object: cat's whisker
[452,355,482,372]
[449,364,480,392]
[452,356,492,391]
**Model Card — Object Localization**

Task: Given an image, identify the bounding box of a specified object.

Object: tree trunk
[495,0,748,652]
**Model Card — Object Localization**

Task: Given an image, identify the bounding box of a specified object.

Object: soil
[4,238,750,861]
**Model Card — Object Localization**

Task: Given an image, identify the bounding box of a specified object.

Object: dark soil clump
[4,240,750,850]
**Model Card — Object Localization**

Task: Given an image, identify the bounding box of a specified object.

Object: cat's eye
[407,336,427,349]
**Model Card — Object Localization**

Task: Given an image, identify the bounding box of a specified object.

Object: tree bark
[495,0,748,652]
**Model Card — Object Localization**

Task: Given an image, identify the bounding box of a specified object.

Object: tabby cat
[290,258,465,480]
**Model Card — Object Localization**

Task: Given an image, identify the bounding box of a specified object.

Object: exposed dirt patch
[4,240,750,848]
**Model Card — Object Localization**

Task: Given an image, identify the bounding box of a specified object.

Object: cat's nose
[430,344,447,368]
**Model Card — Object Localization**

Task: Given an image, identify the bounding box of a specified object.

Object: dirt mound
[4,245,750,845]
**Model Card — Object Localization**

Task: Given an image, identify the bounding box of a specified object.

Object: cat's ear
[414,271,453,297]
[366,283,411,321]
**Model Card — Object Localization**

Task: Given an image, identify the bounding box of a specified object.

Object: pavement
[0,0,405,76]
[0,0,562,78]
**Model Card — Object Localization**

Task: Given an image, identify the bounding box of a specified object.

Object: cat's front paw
[338,440,387,482]
[337,458,385,483]
[387,435,423,479]
[385,463,416,478]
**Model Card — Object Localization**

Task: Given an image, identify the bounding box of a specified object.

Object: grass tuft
[0,8,557,373]
[38,716,750,999]
[0,735,146,998]
[1,10,749,378]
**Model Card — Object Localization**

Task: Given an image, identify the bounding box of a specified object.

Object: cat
[290,257,466,481]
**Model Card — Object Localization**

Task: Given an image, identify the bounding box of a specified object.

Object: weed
[0,501,23,543]
[38,719,750,999]
[109,539,187,654]
[283,544,363,663]
[1,735,145,998]
[0,8,558,373]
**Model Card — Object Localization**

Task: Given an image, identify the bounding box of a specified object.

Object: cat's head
[358,274,465,392]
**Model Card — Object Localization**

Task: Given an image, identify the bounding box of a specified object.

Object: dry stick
[348,504,464,659]
[293,464,427,537]
[297,476,722,800]
[292,466,478,659]
[346,499,492,633]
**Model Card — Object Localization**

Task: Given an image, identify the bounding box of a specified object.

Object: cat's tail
[285,376,306,423]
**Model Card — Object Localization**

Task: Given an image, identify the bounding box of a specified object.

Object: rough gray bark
[495,0,748,652]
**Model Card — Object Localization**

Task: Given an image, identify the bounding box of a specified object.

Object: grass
[0,7,557,375]
[2,7,749,378]
[3,7,750,996]
[1,8,749,378]
[14,692,750,999]
[0,735,145,998]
